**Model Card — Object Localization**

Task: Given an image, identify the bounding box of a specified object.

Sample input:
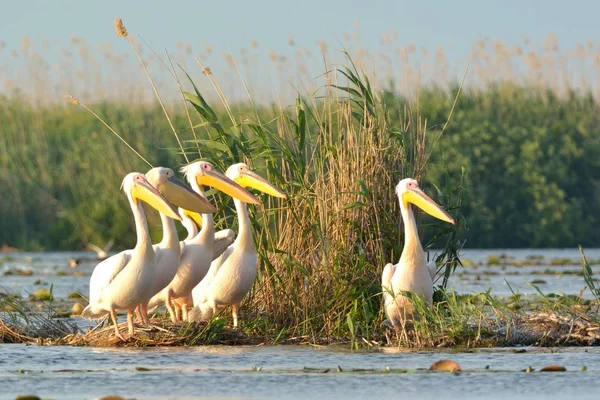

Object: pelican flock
[81,155,452,340]
[147,161,258,322]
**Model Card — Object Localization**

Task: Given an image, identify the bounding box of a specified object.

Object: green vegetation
[2,83,599,250]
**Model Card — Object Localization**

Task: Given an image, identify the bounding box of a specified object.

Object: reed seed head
[114,18,128,38]
[67,95,80,106]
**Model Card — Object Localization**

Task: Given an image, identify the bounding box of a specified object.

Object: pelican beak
[131,178,181,220]
[197,170,260,205]
[403,188,454,224]
[182,209,203,227]
[238,170,287,199]
[162,176,217,214]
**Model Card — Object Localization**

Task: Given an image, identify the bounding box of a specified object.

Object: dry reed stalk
[66,95,153,167]
[114,18,188,162]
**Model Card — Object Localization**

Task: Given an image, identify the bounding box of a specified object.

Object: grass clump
[0,293,76,343]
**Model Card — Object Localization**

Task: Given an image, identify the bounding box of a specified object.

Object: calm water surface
[1,249,600,399]
[2,345,600,400]
[5,248,599,298]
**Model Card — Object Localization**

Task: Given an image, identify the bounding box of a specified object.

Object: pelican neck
[159,212,179,249]
[400,199,423,255]
[234,197,254,250]
[129,194,153,253]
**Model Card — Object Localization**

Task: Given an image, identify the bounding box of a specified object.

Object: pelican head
[122,172,181,220]
[396,178,454,224]
[181,161,260,205]
[226,163,287,199]
[145,167,217,214]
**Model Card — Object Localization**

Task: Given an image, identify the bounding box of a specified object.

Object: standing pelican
[137,167,218,323]
[148,161,259,321]
[189,163,286,327]
[81,173,181,339]
[382,178,455,333]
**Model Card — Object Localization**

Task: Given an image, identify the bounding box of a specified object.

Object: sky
[1,0,599,101]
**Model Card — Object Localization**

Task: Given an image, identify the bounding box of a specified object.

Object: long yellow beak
[237,170,287,199]
[182,209,203,227]
[197,170,260,205]
[162,176,217,214]
[131,180,181,220]
[403,188,454,224]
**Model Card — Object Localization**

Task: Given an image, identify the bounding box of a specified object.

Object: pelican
[148,161,259,321]
[189,163,286,327]
[136,167,218,323]
[381,178,455,333]
[81,173,182,339]
[86,239,114,261]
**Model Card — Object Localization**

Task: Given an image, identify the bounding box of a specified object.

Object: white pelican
[136,167,218,323]
[86,240,114,260]
[381,178,455,333]
[81,173,182,339]
[148,161,259,321]
[189,163,286,327]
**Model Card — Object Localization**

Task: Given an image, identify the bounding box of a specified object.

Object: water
[2,345,599,400]
[1,249,600,399]
[2,248,599,300]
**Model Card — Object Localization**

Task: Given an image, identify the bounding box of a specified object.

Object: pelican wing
[381,263,396,327]
[193,243,235,304]
[207,244,235,284]
[381,263,395,293]
[426,260,437,280]
[213,229,235,260]
[103,239,114,252]
[106,251,132,286]
[88,250,132,304]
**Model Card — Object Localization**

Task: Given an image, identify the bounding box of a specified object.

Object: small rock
[98,396,126,400]
[530,279,547,285]
[540,365,566,372]
[14,396,42,400]
[429,359,461,372]
[29,288,53,301]
[71,302,84,315]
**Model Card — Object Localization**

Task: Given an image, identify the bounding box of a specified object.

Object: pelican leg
[127,309,135,336]
[232,304,239,328]
[110,309,125,341]
[174,302,181,322]
[135,305,143,322]
[165,295,176,323]
[182,303,189,321]
[141,303,150,325]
